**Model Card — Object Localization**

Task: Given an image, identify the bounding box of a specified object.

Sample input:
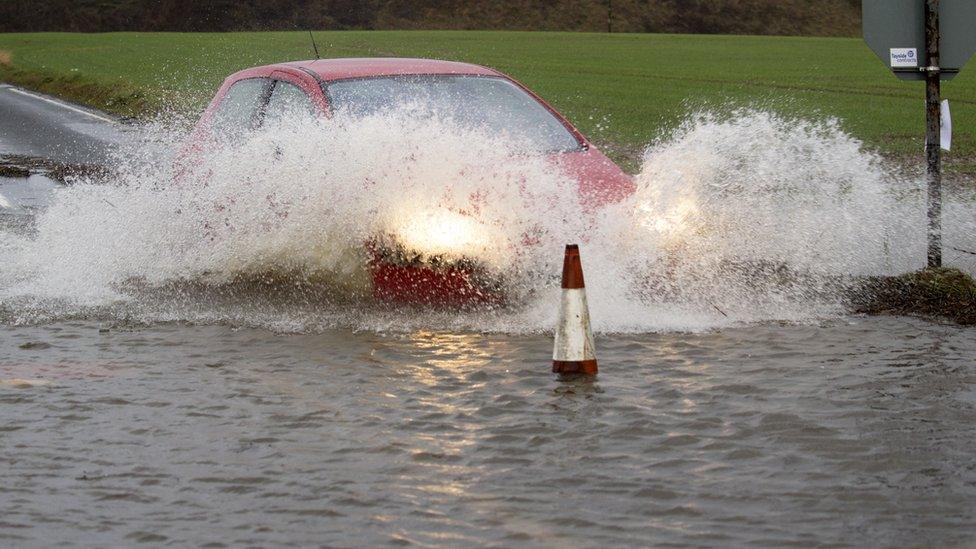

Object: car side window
[210,78,270,140]
[264,81,317,125]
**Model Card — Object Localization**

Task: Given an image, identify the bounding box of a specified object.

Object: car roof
[280,57,503,81]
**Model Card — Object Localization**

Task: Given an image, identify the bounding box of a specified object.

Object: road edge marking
[5,87,116,124]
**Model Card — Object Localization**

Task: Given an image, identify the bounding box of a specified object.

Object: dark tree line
[0,0,861,37]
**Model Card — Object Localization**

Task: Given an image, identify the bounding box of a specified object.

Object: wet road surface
[0,84,126,165]
[2,318,975,546]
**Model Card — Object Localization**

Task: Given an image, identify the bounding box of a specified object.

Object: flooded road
[2,317,975,546]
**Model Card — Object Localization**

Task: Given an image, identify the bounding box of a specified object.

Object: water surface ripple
[2,316,975,546]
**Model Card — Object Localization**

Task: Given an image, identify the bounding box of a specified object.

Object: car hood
[550,147,635,210]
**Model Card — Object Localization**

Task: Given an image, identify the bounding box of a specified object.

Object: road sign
[863,0,976,80]
[863,0,976,268]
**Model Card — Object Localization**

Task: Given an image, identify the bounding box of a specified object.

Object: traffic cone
[552,244,597,375]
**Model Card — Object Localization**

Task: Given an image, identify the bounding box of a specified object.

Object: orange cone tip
[552,244,598,375]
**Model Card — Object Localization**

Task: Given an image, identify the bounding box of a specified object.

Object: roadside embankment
[856,267,976,325]
[0,50,150,118]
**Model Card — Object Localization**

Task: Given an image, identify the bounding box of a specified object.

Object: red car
[186,58,633,305]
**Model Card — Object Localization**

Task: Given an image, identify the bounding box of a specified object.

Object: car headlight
[394,209,496,260]
[637,197,699,243]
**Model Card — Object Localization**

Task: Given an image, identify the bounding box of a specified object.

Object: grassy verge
[856,267,976,325]
[0,64,149,118]
[1,30,975,174]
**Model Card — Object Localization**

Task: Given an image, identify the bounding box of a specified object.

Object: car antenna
[308,30,320,60]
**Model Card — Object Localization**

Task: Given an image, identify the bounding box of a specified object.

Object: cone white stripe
[552,288,596,361]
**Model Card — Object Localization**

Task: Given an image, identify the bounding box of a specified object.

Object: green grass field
[1,30,975,171]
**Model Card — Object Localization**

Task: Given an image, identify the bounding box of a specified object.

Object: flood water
[2,103,976,546]
[2,317,975,546]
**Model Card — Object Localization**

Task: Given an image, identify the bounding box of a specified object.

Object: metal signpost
[863,0,976,267]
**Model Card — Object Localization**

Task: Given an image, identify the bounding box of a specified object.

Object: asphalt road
[0,83,128,165]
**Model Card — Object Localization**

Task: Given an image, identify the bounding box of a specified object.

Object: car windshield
[325,75,582,153]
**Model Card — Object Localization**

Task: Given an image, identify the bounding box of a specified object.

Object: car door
[208,76,273,144]
[177,68,326,182]
[260,75,325,165]
[174,74,273,183]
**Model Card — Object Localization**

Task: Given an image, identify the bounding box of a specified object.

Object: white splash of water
[0,109,972,333]
[581,110,932,327]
